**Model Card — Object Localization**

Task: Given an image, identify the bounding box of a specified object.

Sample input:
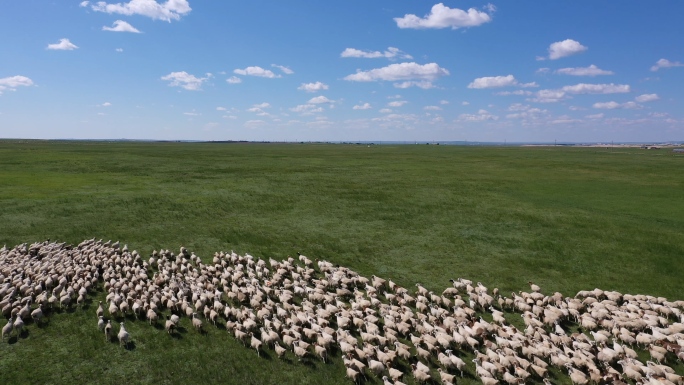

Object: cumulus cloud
[0,75,34,95]
[650,58,684,71]
[271,64,293,75]
[544,39,587,60]
[439,100,449,105]
[344,62,449,83]
[290,104,323,114]
[394,3,493,29]
[308,96,333,104]
[298,82,328,92]
[233,66,280,78]
[528,83,629,103]
[393,81,435,89]
[226,76,242,84]
[161,71,208,91]
[635,93,659,103]
[561,83,630,94]
[424,106,442,111]
[593,101,641,109]
[458,109,498,122]
[115,48,124,52]
[102,20,141,33]
[468,75,518,89]
[100,102,112,107]
[353,103,371,110]
[379,108,393,114]
[555,64,613,76]
[388,100,408,107]
[586,113,604,119]
[80,1,90,6]
[341,47,412,60]
[47,38,79,50]
[91,0,191,22]
[496,90,533,96]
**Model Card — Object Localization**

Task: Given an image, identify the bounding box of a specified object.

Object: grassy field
[0,140,682,384]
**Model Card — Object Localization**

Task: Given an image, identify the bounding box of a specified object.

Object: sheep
[249,332,262,356]
[147,308,158,325]
[97,316,105,332]
[274,342,286,358]
[2,317,13,340]
[438,368,456,385]
[191,312,202,332]
[293,341,308,360]
[410,364,431,383]
[164,315,175,334]
[13,314,24,337]
[31,304,43,324]
[118,322,130,348]
[104,320,112,342]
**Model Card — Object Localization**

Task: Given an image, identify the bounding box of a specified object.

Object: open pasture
[0,141,683,384]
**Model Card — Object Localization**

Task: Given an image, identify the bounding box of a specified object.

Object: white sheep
[2,316,13,340]
[118,322,130,348]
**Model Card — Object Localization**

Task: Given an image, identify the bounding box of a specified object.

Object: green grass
[0,141,682,384]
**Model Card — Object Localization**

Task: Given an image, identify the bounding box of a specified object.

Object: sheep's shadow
[124,341,137,351]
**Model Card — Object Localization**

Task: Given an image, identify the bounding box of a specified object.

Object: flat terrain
[0,141,682,384]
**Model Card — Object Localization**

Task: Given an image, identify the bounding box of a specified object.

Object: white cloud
[290,104,323,114]
[586,113,604,119]
[80,1,90,7]
[47,38,78,50]
[561,83,630,94]
[528,89,567,103]
[183,111,200,116]
[271,64,293,75]
[352,103,371,110]
[546,39,587,60]
[496,90,533,96]
[233,66,280,78]
[461,101,469,106]
[536,68,550,74]
[308,96,333,104]
[528,83,630,103]
[458,109,498,122]
[0,75,34,95]
[393,81,435,89]
[100,102,112,107]
[298,82,328,92]
[394,3,493,29]
[115,48,124,52]
[216,107,226,111]
[102,20,141,33]
[555,64,613,76]
[635,93,659,103]
[379,108,393,114]
[341,47,412,60]
[650,58,684,72]
[424,106,442,111]
[344,62,449,82]
[244,120,266,127]
[388,100,408,107]
[91,0,191,22]
[468,75,518,89]
[161,71,208,91]
[439,100,449,105]
[593,101,641,109]
[253,102,270,109]
[226,76,242,84]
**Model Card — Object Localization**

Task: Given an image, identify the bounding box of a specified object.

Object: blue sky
[1,1,683,142]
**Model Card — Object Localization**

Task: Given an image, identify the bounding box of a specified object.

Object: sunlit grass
[0,141,682,384]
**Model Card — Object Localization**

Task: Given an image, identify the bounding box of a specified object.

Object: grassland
[0,140,682,384]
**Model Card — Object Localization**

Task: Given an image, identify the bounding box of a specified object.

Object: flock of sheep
[1,239,683,385]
